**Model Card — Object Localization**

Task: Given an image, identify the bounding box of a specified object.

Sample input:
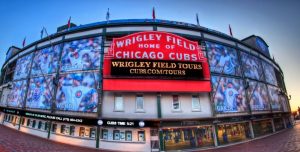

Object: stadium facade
[0,19,291,152]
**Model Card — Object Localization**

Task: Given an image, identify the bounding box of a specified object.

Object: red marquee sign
[106,31,206,62]
[103,31,211,92]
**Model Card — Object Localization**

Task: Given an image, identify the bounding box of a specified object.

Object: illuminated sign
[107,31,206,62]
[103,31,211,92]
[111,59,203,79]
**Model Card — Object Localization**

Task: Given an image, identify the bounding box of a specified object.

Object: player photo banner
[60,37,102,72]
[13,53,33,80]
[7,80,28,108]
[26,75,55,110]
[267,85,281,111]
[0,88,10,106]
[107,31,206,62]
[212,76,247,113]
[31,44,61,76]
[262,61,277,86]
[247,80,270,111]
[241,52,264,81]
[205,41,241,76]
[56,72,99,112]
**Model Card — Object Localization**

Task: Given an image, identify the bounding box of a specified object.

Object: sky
[0,0,299,111]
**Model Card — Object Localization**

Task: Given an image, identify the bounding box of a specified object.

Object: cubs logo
[75,90,82,98]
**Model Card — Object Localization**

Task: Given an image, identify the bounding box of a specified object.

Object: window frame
[172,95,181,111]
[135,94,145,112]
[125,130,132,141]
[192,95,201,111]
[113,130,120,140]
[79,127,85,137]
[114,95,124,112]
[70,126,75,136]
[138,130,146,142]
[52,123,57,133]
[102,129,108,140]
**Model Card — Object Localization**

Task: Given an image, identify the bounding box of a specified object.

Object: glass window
[114,95,124,111]
[125,131,132,141]
[27,119,31,126]
[120,132,125,141]
[32,120,36,128]
[192,95,201,111]
[162,126,214,150]
[21,117,25,126]
[61,125,66,134]
[217,123,251,145]
[69,126,75,136]
[102,129,108,140]
[113,130,120,140]
[4,114,7,121]
[89,128,96,138]
[38,121,43,129]
[138,131,145,141]
[10,116,14,122]
[79,127,85,137]
[136,95,144,111]
[52,123,57,133]
[44,122,49,131]
[172,95,180,111]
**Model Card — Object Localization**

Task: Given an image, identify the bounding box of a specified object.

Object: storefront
[162,126,214,150]
[252,119,273,137]
[217,122,251,145]
[273,118,285,131]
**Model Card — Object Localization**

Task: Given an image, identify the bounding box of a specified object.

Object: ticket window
[70,126,75,136]
[102,129,108,140]
[44,122,50,131]
[113,130,120,140]
[52,124,57,133]
[27,119,31,127]
[120,132,125,140]
[61,125,66,134]
[79,127,85,137]
[90,128,96,138]
[125,131,132,141]
[138,131,145,142]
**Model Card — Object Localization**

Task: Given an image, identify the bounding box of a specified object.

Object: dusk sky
[0,0,299,111]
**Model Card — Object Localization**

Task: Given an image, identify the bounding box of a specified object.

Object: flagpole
[22,37,26,48]
[229,24,233,37]
[196,13,200,26]
[106,8,110,23]
[152,7,156,22]
[68,16,71,30]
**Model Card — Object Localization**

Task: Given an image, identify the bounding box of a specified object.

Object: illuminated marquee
[103,31,211,92]
[107,31,206,62]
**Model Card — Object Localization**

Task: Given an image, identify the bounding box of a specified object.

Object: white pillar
[283,117,287,129]
[212,124,218,147]
[271,119,276,132]
[248,121,255,138]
